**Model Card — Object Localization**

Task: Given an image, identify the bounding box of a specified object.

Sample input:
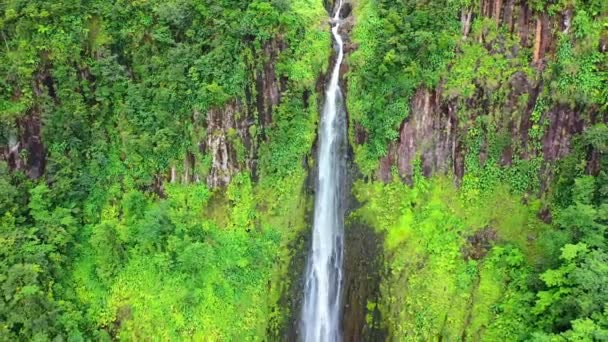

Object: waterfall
[301,1,347,341]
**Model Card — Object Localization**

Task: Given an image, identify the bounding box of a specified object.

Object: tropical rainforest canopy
[0,0,606,340]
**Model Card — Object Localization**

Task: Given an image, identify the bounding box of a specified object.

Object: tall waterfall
[301,1,347,341]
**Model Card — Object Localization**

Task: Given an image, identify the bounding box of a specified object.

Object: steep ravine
[311,1,385,340]
[275,1,385,340]
[336,3,386,340]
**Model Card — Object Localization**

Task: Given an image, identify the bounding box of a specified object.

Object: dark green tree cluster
[0,172,81,339]
[533,124,608,339]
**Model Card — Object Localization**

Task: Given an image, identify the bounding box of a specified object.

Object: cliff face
[204,40,284,187]
[203,101,248,187]
[1,0,329,194]
[1,38,286,189]
[375,1,606,184]
[168,39,285,188]
[2,69,51,179]
[471,0,566,64]
[378,88,461,182]
[377,86,596,183]
[3,111,45,179]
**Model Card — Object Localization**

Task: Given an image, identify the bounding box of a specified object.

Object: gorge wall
[348,0,606,189]
[377,1,605,184]
[345,1,607,340]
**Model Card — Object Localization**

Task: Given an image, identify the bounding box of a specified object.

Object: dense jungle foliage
[0,0,607,340]
[1,0,329,339]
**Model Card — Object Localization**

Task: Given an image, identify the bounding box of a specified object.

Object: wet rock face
[202,40,282,188]
[272,220,311,341]
[339,2,352,19]
[204,39,282,187]
[338,1,356,69]
[378,88,460,183]
[175,39,283,188]
[342,222,385,341]
[378,81,592,184]
[255,39,283,133]
[543,105,585,162]
[2,69,51,179]
[323,0,340,13]
[2,110,45,179]
[204,101,253,188]
[20,113,45,179]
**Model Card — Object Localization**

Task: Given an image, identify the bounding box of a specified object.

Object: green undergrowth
[352,123,608,340]
[352,175,555,340]
[71,171,309,340]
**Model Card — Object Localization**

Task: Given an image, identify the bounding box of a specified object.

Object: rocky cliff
[370,0,606,186]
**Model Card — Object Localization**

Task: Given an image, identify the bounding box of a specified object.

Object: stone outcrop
[1,69,50,179]
[171,38,284,188]
[378,88,460,182]
[203,101,252,188]
[2,112,45,179]
[202,39,283,187]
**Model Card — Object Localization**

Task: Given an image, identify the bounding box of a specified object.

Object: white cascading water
[301,1,347,341]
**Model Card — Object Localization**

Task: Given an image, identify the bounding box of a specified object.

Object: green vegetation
[1,0,328,339]
[347,0,607,339]
[73,180,283,340]
[353,175,542,340]
[1,0,607,340]
[348,0,460,174]
[353,122,607,340]
[347,0,606,176]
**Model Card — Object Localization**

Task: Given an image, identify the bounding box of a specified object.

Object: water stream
[301,1,347,341]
